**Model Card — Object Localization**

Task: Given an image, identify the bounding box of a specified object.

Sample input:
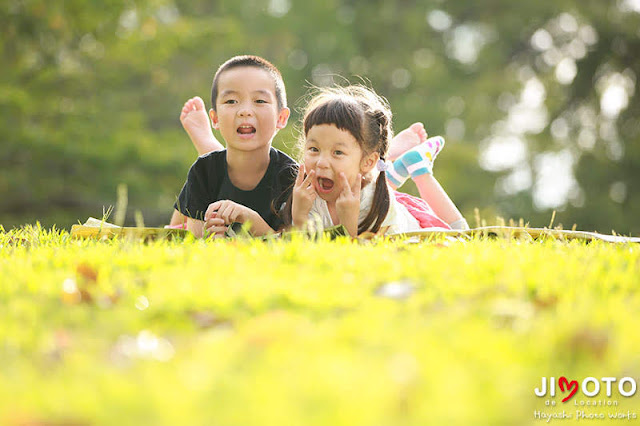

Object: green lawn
[1,226,639,425]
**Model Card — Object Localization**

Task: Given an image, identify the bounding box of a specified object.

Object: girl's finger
[307,181,317,193]
[295,164,306,186]
[339,173,351,196]
[352,173,362,197]
[301,169,315,187]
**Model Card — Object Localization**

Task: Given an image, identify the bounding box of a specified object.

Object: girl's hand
[335,172,361,237]
[292,164,317,227]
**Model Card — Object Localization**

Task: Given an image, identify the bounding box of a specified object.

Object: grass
[1,225,639,425]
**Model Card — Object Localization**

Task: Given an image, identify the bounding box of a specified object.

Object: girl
[288,85,467,237]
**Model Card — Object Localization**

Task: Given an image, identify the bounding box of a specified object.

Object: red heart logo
[559,376,579,402]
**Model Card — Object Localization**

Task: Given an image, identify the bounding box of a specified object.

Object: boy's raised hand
[292,164,317,227]
[336,173,361,237]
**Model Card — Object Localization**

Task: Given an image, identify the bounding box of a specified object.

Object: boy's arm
[187,217,205,238]
[243,211,275,236]
[205,200,275,237]
[169,209,185,227]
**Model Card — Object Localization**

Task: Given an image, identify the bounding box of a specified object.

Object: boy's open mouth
[237,125,256,135]
[317,177,334,193]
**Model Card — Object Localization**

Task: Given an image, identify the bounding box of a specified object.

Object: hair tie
[376,159,389,172]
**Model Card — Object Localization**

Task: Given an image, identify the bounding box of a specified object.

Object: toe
[180,99,194,118]
[193,96,206,110]
[180,106,188,120]
[410,122,427,142]
[180,97,206,120]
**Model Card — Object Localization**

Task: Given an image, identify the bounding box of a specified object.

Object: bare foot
[387,122,428,161]
[180,96,224,155]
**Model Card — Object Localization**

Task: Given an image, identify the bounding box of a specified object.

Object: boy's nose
[238,105,253,117]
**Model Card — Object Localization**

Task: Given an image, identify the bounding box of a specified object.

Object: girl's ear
[209,109,219,130]
[276,107,291,130]
[360,151,380,173]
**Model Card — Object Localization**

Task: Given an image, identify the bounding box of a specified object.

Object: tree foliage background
[1,0,638,234]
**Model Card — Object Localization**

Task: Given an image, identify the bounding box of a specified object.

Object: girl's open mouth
[317,177,334,193]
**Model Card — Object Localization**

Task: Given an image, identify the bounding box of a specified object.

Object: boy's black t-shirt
[175,148,298,230]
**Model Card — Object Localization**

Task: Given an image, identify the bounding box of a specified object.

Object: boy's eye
[223,99,237,104]
[255,99,267,104]
[334,150,344,156]
[307,146,319,152]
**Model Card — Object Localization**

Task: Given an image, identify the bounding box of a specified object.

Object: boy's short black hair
[210,55,287,111]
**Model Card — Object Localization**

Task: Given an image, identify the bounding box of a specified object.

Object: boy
[174,55,297,238]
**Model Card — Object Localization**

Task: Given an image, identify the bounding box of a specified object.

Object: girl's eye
[308,146,319,152]
[334,150,344,156]
[223,99,237,104]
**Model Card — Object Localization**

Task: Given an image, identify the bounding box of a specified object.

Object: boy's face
[210,67,289,154]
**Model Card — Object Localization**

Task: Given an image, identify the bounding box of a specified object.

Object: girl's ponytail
[358,169,390,234]
[357,105,392,234]
[373,109,391,155]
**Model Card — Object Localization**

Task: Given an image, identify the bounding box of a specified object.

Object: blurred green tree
[1,0,638,234]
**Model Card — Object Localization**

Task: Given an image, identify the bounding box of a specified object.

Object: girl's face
[303,124,378,202]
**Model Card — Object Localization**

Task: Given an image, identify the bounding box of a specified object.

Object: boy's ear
[209,109,219,130]
[276,107,290,130]
[360,151,380,173]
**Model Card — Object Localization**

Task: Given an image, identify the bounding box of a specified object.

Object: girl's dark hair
[210,55,287,111]
[285,85,393,234]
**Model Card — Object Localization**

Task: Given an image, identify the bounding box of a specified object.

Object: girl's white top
[308,181,422,234]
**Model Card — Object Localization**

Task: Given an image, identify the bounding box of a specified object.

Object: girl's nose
[316,155,330,169]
